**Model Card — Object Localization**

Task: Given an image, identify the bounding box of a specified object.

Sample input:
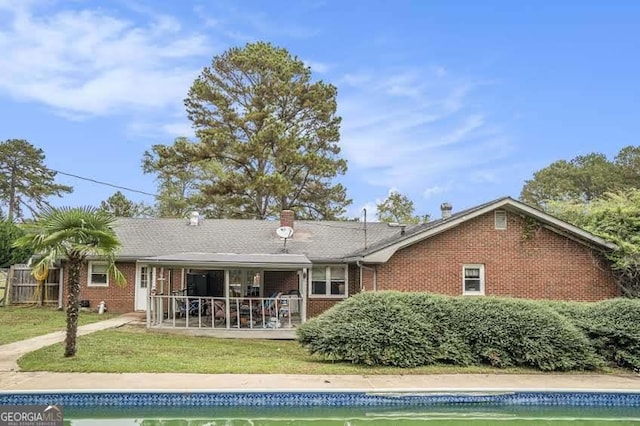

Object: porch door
[135,265,151,311]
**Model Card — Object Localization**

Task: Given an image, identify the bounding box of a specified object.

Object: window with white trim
[310,265,347,297]
[495,210,507,230]
[462,264,484,295]
[88,262,109,287]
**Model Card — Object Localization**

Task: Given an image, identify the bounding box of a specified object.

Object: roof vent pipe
[189,211,201,226]
[440,202,453,219]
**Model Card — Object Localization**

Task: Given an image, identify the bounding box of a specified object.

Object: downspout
[356,260,377,292]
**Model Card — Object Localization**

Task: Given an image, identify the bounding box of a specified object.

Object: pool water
[64,406,640,425]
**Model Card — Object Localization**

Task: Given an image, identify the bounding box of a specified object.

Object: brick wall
[374,209,618,301]
[61,261,137,313]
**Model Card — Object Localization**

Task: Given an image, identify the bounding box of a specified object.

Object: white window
[88,262,109,287]
[495,210,507,230]
[310,265,347,298]
[140,266,149,289]
[462,264,485,295]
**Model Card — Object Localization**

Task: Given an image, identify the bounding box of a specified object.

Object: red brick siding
[374,210,618,301]
[307,299,342,318]
[62,261,137,313]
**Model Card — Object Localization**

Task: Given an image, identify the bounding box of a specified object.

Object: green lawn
[18,325,548,374]
[0,306,117,345]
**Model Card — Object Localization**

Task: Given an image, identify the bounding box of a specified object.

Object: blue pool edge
[2,390,640,407]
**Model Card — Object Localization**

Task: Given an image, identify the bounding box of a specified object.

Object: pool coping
[3,387,640,394]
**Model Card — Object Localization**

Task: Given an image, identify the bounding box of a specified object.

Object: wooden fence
[5,265,62,306]
[0,268,7,306]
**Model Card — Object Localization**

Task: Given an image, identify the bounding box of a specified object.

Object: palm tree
[13,206,125,357]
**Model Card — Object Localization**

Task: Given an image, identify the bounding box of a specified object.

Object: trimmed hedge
[547,299,640,370]
[297,292,602,371]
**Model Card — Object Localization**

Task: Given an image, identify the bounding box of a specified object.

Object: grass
[0,305,117,345]
[18,325,569,374]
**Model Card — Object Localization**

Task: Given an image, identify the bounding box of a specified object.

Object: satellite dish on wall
[276,226,294,239]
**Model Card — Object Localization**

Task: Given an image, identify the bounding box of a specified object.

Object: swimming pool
[3,391,640,425]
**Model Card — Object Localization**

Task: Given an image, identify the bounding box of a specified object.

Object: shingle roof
[114,196,615,264]
[352,196,512,257]
[113,217,407,262]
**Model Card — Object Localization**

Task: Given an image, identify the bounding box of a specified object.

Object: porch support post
[224,269,230,329]
[300,267,308,323]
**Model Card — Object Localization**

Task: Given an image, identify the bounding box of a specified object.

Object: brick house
[64,197,619,330]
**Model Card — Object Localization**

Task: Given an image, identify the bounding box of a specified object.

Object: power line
[48,169,364,225]
[51,169,157,198]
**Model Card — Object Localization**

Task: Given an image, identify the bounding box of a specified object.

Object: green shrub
[549,299,640,370]
[445,297,601,371]
[297,292,456,367]
[297,292,602,371]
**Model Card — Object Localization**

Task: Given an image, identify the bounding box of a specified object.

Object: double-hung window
[310,265,347,297]
[88,262,109,287]
[462,264,484,295]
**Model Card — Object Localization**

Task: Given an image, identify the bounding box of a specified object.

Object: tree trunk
[7,162,16,222]
[64,257,82,357]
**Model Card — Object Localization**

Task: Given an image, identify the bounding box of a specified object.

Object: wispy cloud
[338,67,511,198]
[423,182,453,199]
[0,2,211,117]
[302,59,331,74]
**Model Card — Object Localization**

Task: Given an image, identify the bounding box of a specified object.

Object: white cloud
[338,67,511,192]
[423,183,453,199]
[0,2,212,117]
[302,59,331,74]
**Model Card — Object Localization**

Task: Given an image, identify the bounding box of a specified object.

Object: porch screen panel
[229,270,242,297]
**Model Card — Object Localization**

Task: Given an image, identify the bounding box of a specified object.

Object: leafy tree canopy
[521,146,640,208]
[546,189,640,297]
[376,190,429,224]
[98,191,152,218]
[0,139,73,221]
[0,219,32,267]
[151,42,350,220]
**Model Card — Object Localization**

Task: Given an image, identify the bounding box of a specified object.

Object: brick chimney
[280,210,295,229]
[440,202,452,219]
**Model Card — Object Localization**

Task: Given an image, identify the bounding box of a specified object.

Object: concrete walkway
[0,313,639,393]
[0,313,142,372]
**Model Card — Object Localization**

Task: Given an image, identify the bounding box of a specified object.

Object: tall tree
[0,219,32,267]
[178,41,350,219]
[0,139,73,221]
[376,190,429,224]
[142,138,225,218]
[98,191,151,218]
[521,146,640,208]
[614,145,640,187]
[546,189,640,297]
[13,207,125,357]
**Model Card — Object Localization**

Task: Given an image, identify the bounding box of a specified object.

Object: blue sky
[1,0,639,220]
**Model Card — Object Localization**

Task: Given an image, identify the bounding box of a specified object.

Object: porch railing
[147,294,302,330]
